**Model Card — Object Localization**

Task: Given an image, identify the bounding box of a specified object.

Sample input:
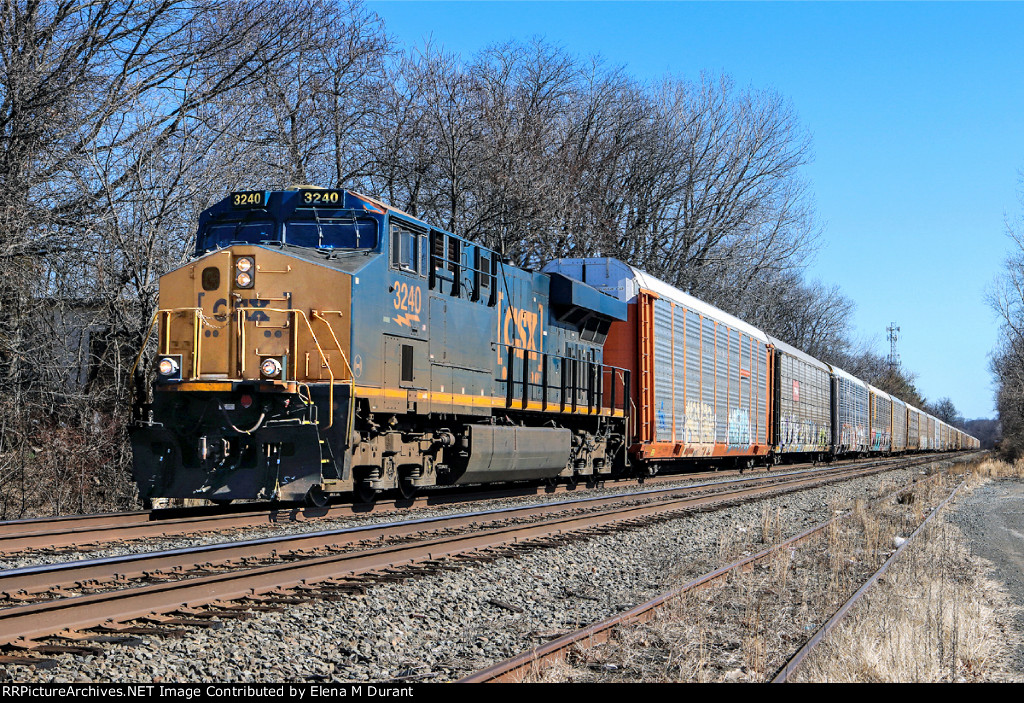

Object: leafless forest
[0,1,967,517]
[990,182,1024,457]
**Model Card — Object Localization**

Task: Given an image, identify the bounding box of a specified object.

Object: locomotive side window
[390,223,425,274]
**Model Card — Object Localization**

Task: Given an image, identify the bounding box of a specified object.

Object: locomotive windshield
[285,219,378,249]
[197,220,276,253]
[196,216,379,255]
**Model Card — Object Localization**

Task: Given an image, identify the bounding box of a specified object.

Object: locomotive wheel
[397,478,418,501]
[304,485,329,508]
[355,481,377,505]
[565,473,580,489]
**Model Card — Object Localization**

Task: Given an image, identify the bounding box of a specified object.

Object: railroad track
[0,452,959,666]
[460,454,975,683]
[0,454,934,557]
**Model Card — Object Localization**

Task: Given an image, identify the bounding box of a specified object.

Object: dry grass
[792,456,1024,682]
[528,457,1023,683]
[791,512,1016,681]
[969,456,1024,481]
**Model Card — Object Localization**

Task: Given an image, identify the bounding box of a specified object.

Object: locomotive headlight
[234,257,254,288]
[157,355,181,381]
[260,358,282,378]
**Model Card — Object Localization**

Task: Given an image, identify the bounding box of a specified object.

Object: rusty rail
[0,454,946,556]
[0,458,923,649]
[460,457,965,682]
[770,478,967,682]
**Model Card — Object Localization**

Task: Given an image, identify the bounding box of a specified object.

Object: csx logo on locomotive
[200,294,275,322]
[495,292,542,383]
[496,292,540,352]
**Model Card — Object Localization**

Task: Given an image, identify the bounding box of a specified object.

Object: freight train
[130,188,979,506]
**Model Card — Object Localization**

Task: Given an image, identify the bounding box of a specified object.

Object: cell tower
[887,323,901,372]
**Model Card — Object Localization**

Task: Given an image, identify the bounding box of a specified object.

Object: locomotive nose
[157,246,353,386]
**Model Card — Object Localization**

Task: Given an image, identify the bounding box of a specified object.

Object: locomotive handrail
[312,310,357,442]
[503,345,629,417]
[131,307,206,381]
[250,307,351,431]
[135,305,349,431]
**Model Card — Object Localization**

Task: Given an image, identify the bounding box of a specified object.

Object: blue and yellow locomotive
[132,188,631,505]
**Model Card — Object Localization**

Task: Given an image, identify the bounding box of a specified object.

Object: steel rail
[0,460,897,598]
[0,456,917,555]
[770,478,967,683]
[460,459,965,683]
[0,458,923,647]
[0,452,976,555]
[0,511,150,538]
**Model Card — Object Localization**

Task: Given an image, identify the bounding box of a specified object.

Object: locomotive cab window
[391,223,424,274]
[197,220,276,254]
[286,219,377,249]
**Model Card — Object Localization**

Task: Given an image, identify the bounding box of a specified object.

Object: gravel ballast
[3,463,944,682]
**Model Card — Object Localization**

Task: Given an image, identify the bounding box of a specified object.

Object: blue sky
[368,1,1024,419]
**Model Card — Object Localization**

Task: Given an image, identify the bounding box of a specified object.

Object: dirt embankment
[950,478,1024,677]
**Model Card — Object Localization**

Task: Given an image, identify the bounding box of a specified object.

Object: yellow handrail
[312,310,357,443]
[136,305,355,434]
[254,307,350,430]
[130,307,203,380]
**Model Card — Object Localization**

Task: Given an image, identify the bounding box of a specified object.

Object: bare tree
[988,177,1024,457]
[744,272,856,362]
[0,0,317,516]
[587,73,819,306]
[927,397,964,428]
[238,0,391,187]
